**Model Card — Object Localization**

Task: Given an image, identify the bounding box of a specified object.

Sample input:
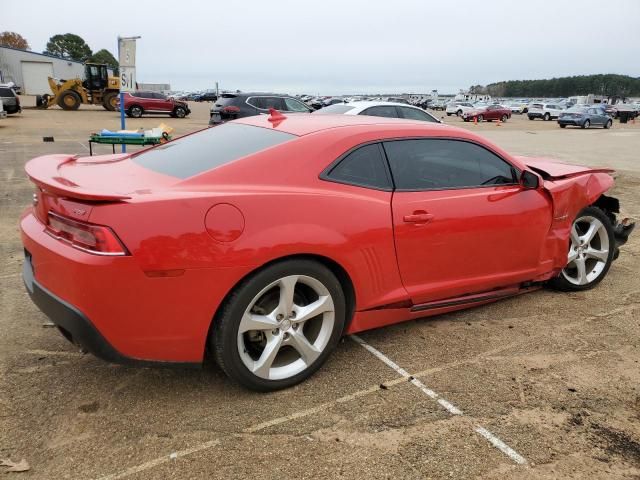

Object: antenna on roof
[268,108,287,124]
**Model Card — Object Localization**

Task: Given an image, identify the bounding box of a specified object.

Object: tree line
[471,74,640,98]
[0,31,118,73]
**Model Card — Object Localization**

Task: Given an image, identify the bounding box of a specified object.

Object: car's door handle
[403,211,434,224]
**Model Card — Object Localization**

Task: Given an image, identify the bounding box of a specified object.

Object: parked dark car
[196,91,218,102]
[0,84,21,114]
[209,92,312,125]
[117,91,191,118]
[557,107,613,129]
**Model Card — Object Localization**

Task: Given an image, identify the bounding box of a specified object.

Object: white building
[0,46,85,95]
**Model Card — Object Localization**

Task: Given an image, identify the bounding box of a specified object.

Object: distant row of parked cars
[207,92,441,125]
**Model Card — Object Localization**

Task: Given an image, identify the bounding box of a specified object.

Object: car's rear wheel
[477,114,484,122]
[457,110,463,116]
[543,113,551,121]
[559,124,566,128]
[212,259,346,391]
[528,115,534,120]
[173,106,187,118]
[604,119,612,129]
[582,119,590,129]
[501,114,508,122]
[549,207,615,291]
[129,105,143,118]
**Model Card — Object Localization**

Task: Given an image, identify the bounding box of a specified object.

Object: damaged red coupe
[21,112,634,391]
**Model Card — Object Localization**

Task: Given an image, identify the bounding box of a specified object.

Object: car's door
[153,92,173,111]
[588,108,604,125]
[386,138,552,304]
[484,105,499,120]
[360,105,399,118]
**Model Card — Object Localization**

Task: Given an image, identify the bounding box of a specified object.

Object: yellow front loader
[36,63,120,111]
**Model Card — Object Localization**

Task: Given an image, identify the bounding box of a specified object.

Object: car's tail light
[222,106,240,113]
[45,212,129,256]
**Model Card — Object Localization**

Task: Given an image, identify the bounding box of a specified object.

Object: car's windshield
[312,104,356,114]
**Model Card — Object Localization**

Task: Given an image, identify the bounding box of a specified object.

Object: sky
[4,0,640,95]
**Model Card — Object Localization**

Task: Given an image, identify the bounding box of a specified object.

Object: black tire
[543,113,551,121]
[173,106,187,118]
[559,124,566,128]
[528,115,535,120]
[604,119,612,129]
[500,114,508,122]
[582,120,590,129]
[57,90,81,110]
[446,112,452,116]
[477,114,484,122]
[548,206,615,292]
[212,259,346,391]
[102,92,118,111]
[456,109,463,116]
[128,105,143,118]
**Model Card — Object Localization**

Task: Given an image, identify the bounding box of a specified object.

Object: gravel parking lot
[1,101,639,479]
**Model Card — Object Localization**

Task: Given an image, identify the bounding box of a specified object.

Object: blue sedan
[558,107,613,129]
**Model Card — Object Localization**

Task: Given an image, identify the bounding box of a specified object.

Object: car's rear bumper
[557,119,582,126]
[20,211,244,365]
[22,252,189,366]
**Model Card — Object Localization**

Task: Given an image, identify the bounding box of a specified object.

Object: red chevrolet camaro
[21,112,634,391]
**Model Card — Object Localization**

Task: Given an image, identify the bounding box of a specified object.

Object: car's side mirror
[521,170,539,189]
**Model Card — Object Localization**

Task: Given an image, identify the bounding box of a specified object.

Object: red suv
[117,91,191,118]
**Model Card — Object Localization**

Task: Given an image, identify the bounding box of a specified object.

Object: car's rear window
[133,123,297,179]
[312,104,355,114]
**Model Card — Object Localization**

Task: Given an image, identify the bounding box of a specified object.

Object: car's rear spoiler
[25,154,132,201]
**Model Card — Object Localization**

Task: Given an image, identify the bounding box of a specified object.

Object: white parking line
[350,334,527,465]
[475,427,527,465]
[95,440,220,480]
[93,377,409,480]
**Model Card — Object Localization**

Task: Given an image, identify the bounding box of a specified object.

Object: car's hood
[516,156,614,180]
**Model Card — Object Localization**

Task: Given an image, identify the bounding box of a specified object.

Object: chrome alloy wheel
[237,275,335,380]
[562,215,610,286]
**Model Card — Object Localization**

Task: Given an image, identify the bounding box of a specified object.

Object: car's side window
[283,98,310,112]
[383,139,517,191]
[324,143,392,190]
[251,96,285,110]
[361,106,398,118]
[398,107,438,122]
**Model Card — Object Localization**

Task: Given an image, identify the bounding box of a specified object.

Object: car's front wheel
[212,259,346,391]
[128,105,143,118]
[173,106,187,118]
[549,206,615,291]
[604,119,612,129]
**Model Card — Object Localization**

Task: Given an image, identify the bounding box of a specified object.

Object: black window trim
[320,136,521,193]
[381,136,521,192]
[319,141,395,192]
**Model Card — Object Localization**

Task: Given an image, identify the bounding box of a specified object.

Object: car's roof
[234,112,453,136]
